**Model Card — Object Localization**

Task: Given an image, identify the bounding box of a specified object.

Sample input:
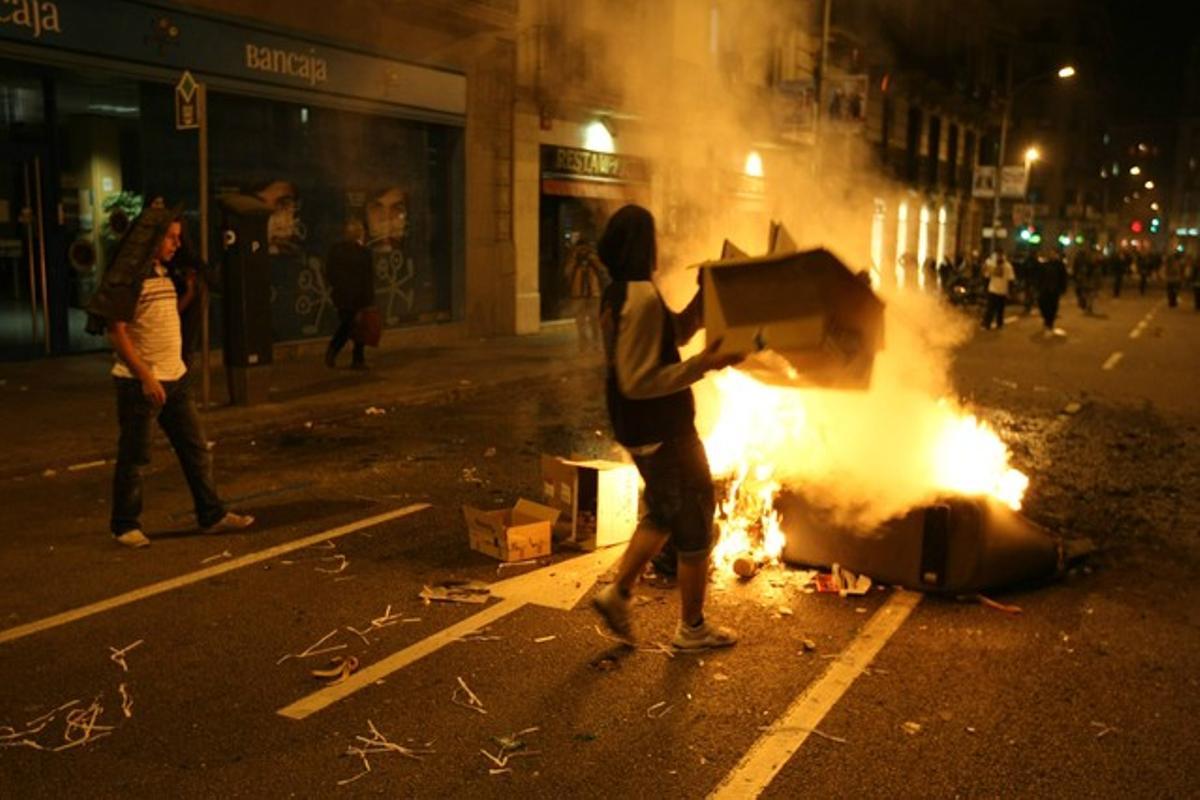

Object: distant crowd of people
[910,246,1200,336]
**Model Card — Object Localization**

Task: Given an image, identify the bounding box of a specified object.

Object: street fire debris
[108,639,144,672]
[480,727,540,772]
[276,628,346,665]
[311,656,359,684]
[337,720,434,786]
[420,580,491,604]
[452,676,487,715]
[315,554,349,574]
[118,683,133,718]
[1,696,115,752]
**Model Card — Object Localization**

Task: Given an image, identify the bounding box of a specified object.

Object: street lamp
[990,63,1076,255]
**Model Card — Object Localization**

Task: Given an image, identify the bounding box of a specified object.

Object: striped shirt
[112,265,187,381]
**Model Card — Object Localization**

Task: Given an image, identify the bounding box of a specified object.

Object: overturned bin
[777,492,1087,594]
[698,246,885,390]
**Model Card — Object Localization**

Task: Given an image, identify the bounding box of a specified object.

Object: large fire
[701,369,1029,574]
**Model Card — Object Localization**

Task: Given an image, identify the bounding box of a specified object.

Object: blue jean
[111,374,225,535]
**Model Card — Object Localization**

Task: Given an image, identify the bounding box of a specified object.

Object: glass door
[0,149,51,358]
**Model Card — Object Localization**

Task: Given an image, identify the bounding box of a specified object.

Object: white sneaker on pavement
[673,619,738,650]
[202,512,255,534]
[591,584,633,642]
[114,530,150,548]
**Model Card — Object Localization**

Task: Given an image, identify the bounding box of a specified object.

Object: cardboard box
[463,499,560,562]
[541,455,639,550]
[698,227,885,390]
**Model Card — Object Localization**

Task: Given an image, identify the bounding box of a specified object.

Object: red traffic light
[1130,220,1144,233]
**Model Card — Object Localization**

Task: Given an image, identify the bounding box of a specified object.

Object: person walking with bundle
[590,204,744,650]
[324,220,376,370]
[86,206,254,548]
[981,252,1015,330]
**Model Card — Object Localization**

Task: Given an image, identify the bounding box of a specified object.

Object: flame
[701,370,1029,574]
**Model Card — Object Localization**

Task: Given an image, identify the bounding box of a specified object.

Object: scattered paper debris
[420,581,491,605]
[1090,721,1118,739]
[1063,401,1083,415]
[337,720,433,786]
[712,672,730,682]
[480,727,540,770]
[201,550,233,564]
[533,635,557,644]
[118,684,133,718]
[453,676,487,715]
[778,606,794,617]
[315,554,349,574]
[311,656,359,685]
[646,701,672,719]
[42,469,57,478]
[108,640,144,673]
[459,627,502,643]
[801,638,817,653]
[365,406,387,416]
[901,721,922,736]
[277,629,347,665]
[461,467,485,485]
[67,460,107,472]
[592,625,674,658]
[976,594,1023,614]
[484,447,497,458]
[758,724,848,744]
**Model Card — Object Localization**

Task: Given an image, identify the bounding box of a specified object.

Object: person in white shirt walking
[982,252,1016,330]
[87,206,253,548]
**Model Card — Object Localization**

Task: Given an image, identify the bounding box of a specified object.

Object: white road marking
[1101,352,1124,371]
[278,546,624,720]
[709,591,922,800]
[0,504,430,647]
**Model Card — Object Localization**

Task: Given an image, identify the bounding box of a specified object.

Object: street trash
[420,580,492,604]
[1063,402,1083,415]
[365,406,386,416]
[458,627,502,643]
[463,500,559,562]
[42,469,56,478]
[337,720,433,786]
[452,676,487,715]
[646,701,672,718]
[481,727,540,770]
[108,640,144,673]
[533,635,557,644]
[201,550,233,564]
[1091,721,1117,739]
[484,447,497,458]
[541,455,639,549]
[311,656,359,684]
[975,594,1023,614]
[276,629,347,665]
[777,606,794,617]
[801,638,817,653]
[901,721,922,735]
[315,554,349,574]
[732,553,759,579]
[461,467,485,485]
[118,684,133,718]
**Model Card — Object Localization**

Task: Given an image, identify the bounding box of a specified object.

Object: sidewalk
[0,324,599,480]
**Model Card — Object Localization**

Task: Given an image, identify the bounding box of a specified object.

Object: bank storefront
[0,0,465,359]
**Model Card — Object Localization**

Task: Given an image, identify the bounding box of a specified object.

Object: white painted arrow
[277,546,624,720]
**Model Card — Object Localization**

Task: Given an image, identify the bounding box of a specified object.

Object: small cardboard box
[463,499,560,562]
[541,455,640,550]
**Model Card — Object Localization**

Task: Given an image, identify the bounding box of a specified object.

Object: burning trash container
[777,492,1086,594]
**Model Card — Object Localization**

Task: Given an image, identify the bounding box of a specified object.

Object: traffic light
[1149,217,1161,233]
[1130,219,1144,233]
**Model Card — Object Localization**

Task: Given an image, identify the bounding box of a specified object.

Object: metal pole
[993,56,1012,256]
[33,156,50,354]
[198,82,211,409]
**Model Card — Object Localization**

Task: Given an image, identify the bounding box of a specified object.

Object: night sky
[1099,3,1197,121]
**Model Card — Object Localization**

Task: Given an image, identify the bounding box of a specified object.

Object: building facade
[0,0,517,360]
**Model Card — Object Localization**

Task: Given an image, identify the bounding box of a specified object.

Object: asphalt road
[1,290,1197,798]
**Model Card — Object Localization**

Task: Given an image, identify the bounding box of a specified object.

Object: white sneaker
[591,584,633,642]
[672,619,738,650]
[202,512,255,534]
[114,530,150,548]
